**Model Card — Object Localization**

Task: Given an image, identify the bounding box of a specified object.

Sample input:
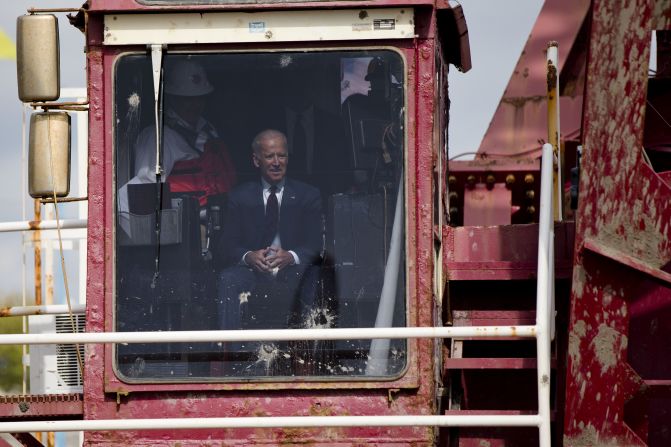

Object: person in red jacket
[119,58,236,236]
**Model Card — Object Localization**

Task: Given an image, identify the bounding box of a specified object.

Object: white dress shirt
[242,179,299,266]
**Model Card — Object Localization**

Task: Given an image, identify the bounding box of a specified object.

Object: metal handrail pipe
[0,219,87,233]
[0,304,86,317]
[535,143,555,447]
[0,325,537,346]
[0,414,542,433]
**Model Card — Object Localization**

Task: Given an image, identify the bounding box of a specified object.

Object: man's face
[253,136,288,184]
[169,94,208,127]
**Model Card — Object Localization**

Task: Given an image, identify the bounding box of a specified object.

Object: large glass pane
[115,50,406,381]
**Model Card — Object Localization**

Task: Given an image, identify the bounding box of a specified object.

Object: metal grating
[55,314,85,387]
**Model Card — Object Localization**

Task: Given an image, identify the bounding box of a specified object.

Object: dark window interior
[114,51,406,381]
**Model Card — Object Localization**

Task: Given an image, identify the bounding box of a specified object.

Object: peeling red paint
[564,0,671,445]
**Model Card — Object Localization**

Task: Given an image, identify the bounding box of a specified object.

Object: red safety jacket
[167,139,237,206]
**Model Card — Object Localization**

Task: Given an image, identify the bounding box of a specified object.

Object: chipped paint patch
[573,266,587,299]
[564,422,599,446]
[602,283,614,305]
[590,323,626,374]
[569,319,587,368]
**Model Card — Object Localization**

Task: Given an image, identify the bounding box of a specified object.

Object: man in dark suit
[217,130,322,369]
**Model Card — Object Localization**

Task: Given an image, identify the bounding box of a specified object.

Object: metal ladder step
[444,357,557,370]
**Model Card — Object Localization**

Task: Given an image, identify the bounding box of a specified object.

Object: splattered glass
[114,51,406,381]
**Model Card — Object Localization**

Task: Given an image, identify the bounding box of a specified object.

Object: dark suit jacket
[218,178,323,267]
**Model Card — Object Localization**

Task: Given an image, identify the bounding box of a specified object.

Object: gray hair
[251,129,288,154]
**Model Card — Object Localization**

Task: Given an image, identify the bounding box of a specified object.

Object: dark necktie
[263,185,279,246]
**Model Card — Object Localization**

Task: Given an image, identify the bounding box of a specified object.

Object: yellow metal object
[0,29,16,60]
[546,41,563,221]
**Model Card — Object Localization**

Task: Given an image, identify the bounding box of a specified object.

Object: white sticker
[249,21,266,33]
[374,19,396,30]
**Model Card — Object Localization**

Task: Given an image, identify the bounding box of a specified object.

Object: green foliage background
[0,295,24,393]
[0,316,22,393]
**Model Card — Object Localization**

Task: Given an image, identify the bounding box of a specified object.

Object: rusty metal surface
[583,237,671,286]
[462,183,512,226]
[0,394,83,419]
[81,8,441,446]
[444,357,542,370]
[82,11,109,442]
[563,0,671,445]
[478,0,590,158]
[448,158,541,226]
[452,310,536,326]
[444,223,575,281]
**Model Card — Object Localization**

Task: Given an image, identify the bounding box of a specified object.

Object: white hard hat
[164,59,214,96]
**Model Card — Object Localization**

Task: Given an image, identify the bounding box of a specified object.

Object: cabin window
[114,50,406,381]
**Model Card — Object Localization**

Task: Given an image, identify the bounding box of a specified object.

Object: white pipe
[0,325,537,346]
[20,103,28,396]
[535,143,554,447]
[0,414,542,433]
[0,219,87,233]
[0,304,86,317]
[367,170,404,375]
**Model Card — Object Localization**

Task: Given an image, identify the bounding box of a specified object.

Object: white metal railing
[0,325,535,345]
[0,145,555,443]
[2,415,541,433]
[0,218,87,233]
[0,304,86,317]
[0,153,556,442]
[0,147,555,442]
[534,143,556,447]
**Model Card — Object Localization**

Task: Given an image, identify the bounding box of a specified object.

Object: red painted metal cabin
[84,0,469,445]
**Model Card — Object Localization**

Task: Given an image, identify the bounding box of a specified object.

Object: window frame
[104,44,419,392]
